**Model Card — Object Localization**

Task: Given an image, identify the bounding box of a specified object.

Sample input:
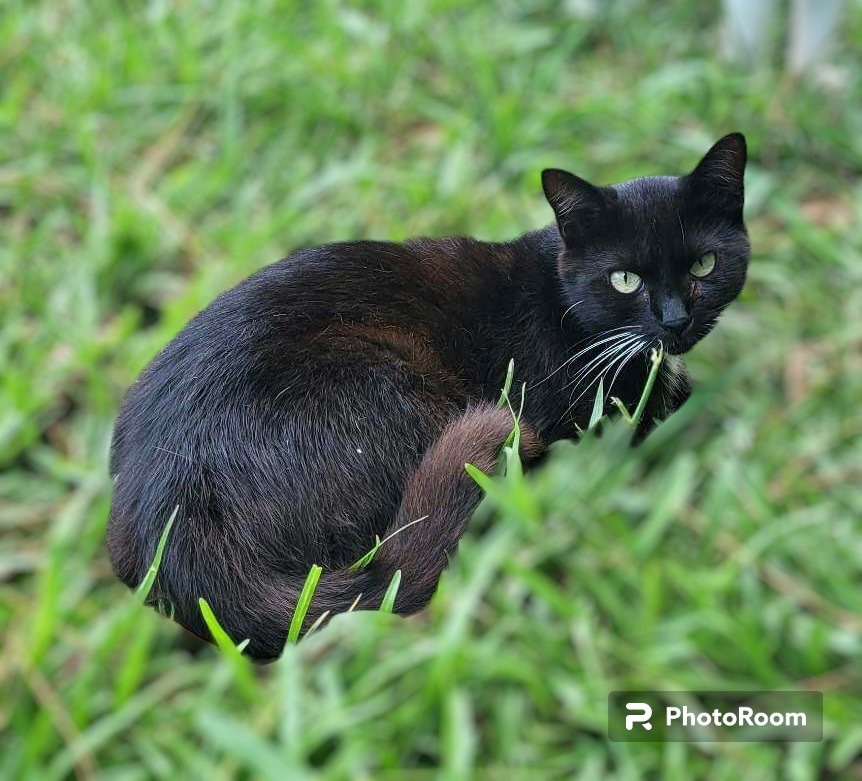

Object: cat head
[542,133,750,356]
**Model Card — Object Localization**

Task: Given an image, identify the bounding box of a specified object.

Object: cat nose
[662,315,690,334]
[657,295,690,334]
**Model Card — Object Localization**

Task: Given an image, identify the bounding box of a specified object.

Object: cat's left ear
[687,132,747,214]
[541,168,607,247]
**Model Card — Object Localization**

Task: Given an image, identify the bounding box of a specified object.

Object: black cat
[107,133,749,659]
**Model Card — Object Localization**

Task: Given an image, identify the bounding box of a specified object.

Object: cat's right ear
[541,169,606,246]
[687,133,747,215]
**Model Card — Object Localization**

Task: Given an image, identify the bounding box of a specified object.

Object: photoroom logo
[625,702,653,731]
[609,691,823,742]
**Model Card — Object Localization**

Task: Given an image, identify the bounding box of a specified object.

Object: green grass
[3,0,862,778]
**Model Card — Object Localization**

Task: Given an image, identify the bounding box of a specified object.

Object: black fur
[107,134,749,658]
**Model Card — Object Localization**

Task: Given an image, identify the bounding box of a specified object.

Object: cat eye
[609,270,642,294]
[691,252,717,278]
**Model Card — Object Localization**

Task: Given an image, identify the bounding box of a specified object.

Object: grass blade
[287,564,323,644]
[197,598,257,698]
[588,376,605,430]
[304,610,331,639]
[379,570,402,613]
[134,506,178,604]
[464,463,499,495]
[497,358,515,408]
[630,346,664,428]
[349,515,429,571]
[349,535,382,571]
[198,598,242,654]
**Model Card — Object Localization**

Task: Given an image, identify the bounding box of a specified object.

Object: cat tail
[230,404,541,660]
[367,402,543,615]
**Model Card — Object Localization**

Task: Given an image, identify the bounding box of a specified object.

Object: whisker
[560,300,583,328]
[567,339,640,410]
[529,327,635,389]
[562,335,634,381]
[567,325,633,352]
[562,334,642,392]
[563,337,641,394]
[559,336,649,425]
[606,338,649,397]
[557,348,634,426]
[566,328,639,365]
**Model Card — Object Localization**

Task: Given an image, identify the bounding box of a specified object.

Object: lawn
[2,1,861,779]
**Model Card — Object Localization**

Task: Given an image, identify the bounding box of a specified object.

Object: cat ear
[687,133,747,213]
[541,168,607,246]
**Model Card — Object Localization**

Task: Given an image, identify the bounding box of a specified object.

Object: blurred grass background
[2,1,861,778]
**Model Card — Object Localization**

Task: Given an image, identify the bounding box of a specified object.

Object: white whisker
[566,328,636,363]
[606,338,649,396]
[567,341,637,409]
[529,326,633,389]
[562,334,641,392]
[560,300,583,328]
[558,336,649,425]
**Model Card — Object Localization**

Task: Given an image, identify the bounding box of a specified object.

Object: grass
[2,0,862,778]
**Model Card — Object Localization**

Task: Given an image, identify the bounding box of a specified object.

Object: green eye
[609,270,642,294]
[691,251,717,278]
